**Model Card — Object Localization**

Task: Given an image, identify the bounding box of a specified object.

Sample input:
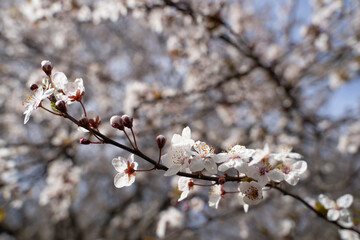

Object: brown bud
[55,100,67,113]
[41,60,53,76]
[79,138,91,145]
[79,117,90,128]
[122,115,133,128]
[110,115,124,130]
[156,135,166,149]
[30,84,39,91]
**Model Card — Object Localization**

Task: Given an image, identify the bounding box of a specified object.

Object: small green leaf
[315,201,328,216]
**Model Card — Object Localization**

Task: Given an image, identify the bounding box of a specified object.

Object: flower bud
[122,115,133,128]
[110,115,124,130]
[30,84,39,91]
[55,100,67,113]
[156,135,166,149]
[79,138,91,145]
[217,176,226,185]
[79,117,90,128]
[41,60,53,76]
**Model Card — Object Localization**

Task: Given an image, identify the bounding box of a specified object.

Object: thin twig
[272,185,360,234]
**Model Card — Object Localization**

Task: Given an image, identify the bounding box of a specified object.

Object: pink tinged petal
[189,158,204,172]
[164,165,182,176]
[204,160,217,174]
[337,194,353,208]
[327,209,340,221]
[267,169,284,182]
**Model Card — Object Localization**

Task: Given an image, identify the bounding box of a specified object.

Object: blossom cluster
[317,194,354,227]
[23,60,85,124]
[113,126,307,211]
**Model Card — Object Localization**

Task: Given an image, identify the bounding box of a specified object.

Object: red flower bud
[55,100,67,113]
[80,138,91,145]
[79,117,90,128]
[110,115,124,130]
[156,135,166,149]
[41,60,53,76]
[30,84,38,91]
[122,115,133,128]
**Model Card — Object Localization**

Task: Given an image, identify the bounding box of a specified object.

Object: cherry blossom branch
[62,111,360,235]
[62,112,242,183]
[272,185,360,234]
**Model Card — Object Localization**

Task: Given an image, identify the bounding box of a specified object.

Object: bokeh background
[1,0,360,239]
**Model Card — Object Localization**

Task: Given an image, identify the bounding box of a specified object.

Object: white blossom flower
[162,127,195,176]
[239,181,263,205]
[64,78,85,102]
[156,207,184,239]
[23,87,54,124]
[319,194,354,227]
[338,229,360,240]
[217,145,255,172]
[272,145,302,162]
[249,144,271,166]
[245,162,284,186]
[208,184,224,209]
[278,158,307,186]
[189,141,222,174]
[178,177,195,201]
[112,154,138,188]
[52,72,85,104]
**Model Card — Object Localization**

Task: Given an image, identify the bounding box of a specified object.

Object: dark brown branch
[62,113,242,183]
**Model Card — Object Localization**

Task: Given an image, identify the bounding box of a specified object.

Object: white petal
[212,153,227,163]
[189,158,204,172]
[318,194,335,209]
[182,126,191,139]
[164,165,181,176]
[284,172,300,186]
[208,194,220,209]
[112,157,127,172]
[267,169,285,182]
[52,72,68,89]
[243,204,249,213]
[338,209,354,228]
[171,134,182,144]
[178,190,189,202]
[218,162,231,172]
[292,161,307,175]
[327,209,340,221]
[114,173,131,188]
[337,194,353,209]
[204,160,217,174]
